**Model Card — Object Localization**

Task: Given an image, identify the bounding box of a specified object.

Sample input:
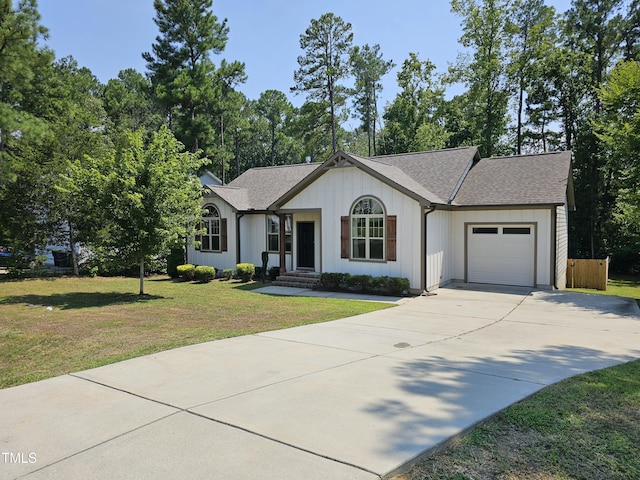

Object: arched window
[201,204,221,251]
[351,197,385,260]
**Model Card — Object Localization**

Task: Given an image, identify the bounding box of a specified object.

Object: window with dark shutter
[340,216,349,258]
[386,215,397,261]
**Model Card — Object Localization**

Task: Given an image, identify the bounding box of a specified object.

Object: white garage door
[467,224,535,287]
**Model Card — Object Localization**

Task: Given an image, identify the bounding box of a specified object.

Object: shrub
[177,264,195,281]
[222,269,234,280]
[384,276,410,295]
[166,247,185,278]
[236,263,255,282]
[194,265,216,283]
[320,272,345,290]
[346,274,371,292]
[268,266,280,281]
[318,272,410,296]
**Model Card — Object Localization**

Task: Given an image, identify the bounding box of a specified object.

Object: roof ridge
[371,146,478,160]
[486,150,571,160]
[244,162,318,171]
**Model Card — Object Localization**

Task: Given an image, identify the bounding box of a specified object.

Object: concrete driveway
[1,285,639,479]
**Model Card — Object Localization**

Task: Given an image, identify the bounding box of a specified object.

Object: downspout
[236,212,245,265]
[551,206,558,289]
[422,205,437,293]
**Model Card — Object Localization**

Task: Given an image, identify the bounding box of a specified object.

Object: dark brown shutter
[340,216,349,258]
[386,215,397,261]
[221,218,228,252]
[195,223,201,251]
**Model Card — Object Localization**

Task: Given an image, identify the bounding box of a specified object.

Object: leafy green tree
[292,12,353,154]
[562,0,627,259]
[507,0,557,154]
[595,60,640,270]
[255,89,295,165]
[450,0,512,157]
[380,53,449,154]
[47,58,110,275]
[100,126,206,295]
[143,0,245,162]
[0,0,56,260]
[349,44,395,156]
[103,68,163,137]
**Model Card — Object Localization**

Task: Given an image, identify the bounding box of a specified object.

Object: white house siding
[555,204,568,289]
[281,167,423,290]
[187,197,237,272]
[239,214,269,267]
[451,209,553,288]
[426,209,454,290]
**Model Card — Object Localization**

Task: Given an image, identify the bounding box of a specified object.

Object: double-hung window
[351,197,385,260]
[267,215,292,253]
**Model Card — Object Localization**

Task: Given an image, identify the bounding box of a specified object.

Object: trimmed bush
[319,272,410,296]
[268,266,280,281]
[236,263,255,282]
[384,276,410,295]
[166,247,185,278]
[194,265,216,283]
[346,274,371,292]
[176,264,195,281]
[222,269,234,280]
[320,272,345,290]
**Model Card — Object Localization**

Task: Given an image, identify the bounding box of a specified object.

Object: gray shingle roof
[453,151,573,207]
[206,163,321,211]
[369,147,480,203]
[347,154,448,204]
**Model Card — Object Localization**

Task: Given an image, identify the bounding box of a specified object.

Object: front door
[297,222,315,269]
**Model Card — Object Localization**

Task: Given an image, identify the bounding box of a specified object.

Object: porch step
[272,272,321,289]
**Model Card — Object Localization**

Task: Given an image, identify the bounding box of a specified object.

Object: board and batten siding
[452,209,553,288]
[188,197,237,271]
[555,203,568,289]
[425,209,454,290]
[281,167,423,290]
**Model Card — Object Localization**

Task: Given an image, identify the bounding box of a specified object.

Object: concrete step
[272,272,320,289]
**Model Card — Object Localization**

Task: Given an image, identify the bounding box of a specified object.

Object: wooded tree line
[1,0,639,278]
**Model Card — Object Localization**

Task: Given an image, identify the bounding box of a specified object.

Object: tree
[101,126,206,295]
[0,0,56,261]
[507,0,556,154]
[255,90,295,165]
[47,58,110,275]
[594,60,640,270]
[292,12,353,154]
[143,0,245,160]
[562,0,627,259]
[450,0,512,157]
[103,68,163,136]
[0,0,51,182]
[349,44,395,156]
[380,53,449,154]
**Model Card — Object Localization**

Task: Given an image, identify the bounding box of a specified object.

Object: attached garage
[466,224,536,287]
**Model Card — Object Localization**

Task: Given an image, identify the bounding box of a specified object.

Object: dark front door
[297,222,315,269]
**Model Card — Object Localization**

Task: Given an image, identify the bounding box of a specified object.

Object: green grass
[397,359,640,480]
[571,274,640,304]
[395,274,640,480]
[0,275,390,389]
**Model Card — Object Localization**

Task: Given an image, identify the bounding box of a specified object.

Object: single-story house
[188,146,575,293]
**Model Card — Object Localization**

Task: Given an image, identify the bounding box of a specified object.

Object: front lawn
[571,274,640,304]
[0,275,390,389]
[396,359,640,480]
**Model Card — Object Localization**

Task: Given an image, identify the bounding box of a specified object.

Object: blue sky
[38,0,573,114]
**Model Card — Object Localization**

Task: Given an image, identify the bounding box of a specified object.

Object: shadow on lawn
[0,291,164,310]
